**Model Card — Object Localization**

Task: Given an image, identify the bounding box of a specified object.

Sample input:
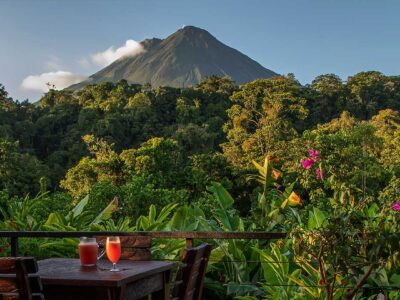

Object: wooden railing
[0,231,286,256]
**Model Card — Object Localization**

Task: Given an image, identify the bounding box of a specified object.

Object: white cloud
[90,39,144,67]
[20,38,143,95]
[21,71,87,92]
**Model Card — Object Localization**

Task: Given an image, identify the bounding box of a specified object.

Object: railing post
[185,238,193,249]
[11,237,19,257]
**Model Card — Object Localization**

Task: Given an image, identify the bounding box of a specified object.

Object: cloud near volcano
[90,39,145,67]
[21,71,87,92]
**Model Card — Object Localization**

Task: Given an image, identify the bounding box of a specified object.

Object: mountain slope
[70,26,278,89]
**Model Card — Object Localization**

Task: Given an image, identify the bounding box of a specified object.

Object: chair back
[0,257,44,300]
[172,243,212,300]
[96,236,152,261]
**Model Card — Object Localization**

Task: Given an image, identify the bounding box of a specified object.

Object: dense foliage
[1,71,400,299]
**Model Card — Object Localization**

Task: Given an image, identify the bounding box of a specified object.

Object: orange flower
[272,169,282,180]
[287,192,301,206]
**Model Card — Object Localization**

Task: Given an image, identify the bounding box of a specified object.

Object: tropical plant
[290,202,400,300]
[248,155,301,232]
[255,242,304,300]
[40,196,118,257]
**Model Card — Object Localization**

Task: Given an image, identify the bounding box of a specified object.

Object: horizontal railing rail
[0,231,287,256]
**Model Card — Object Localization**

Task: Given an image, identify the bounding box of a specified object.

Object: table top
[38,258,176,287]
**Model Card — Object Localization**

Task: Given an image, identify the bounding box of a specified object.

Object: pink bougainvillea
[392,201,400,211]
[301,158,315,170]
[301,148,324,180]
[309,148,319,161]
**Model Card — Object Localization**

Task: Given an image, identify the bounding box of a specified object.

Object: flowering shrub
[301,148,323,180]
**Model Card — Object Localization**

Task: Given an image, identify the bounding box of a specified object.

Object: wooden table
[38,258,176,300]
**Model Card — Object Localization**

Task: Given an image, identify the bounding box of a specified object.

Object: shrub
[121,175,189,220]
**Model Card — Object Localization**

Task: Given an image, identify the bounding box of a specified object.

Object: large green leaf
[156,203,179,223]
[135,215,150,230]
[208,182,242,231]
[169,206,199,230]
[71,195,89,219]
[307,207,328,230]
[148,205,156,223]
[254,244,292,286]
[208,246,225,265]
[91,197,118,225]
[45,212,64,226]
[366,203,379,218]
[390,273,400,287]
[286,273,319,299]
[209,182,234,209]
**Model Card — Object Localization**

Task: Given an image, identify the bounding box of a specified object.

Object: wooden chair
[95,236,152,261]
[0,257,44,300]
[172,243,212,300]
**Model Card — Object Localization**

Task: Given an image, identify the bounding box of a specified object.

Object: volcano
[69,26,277,89]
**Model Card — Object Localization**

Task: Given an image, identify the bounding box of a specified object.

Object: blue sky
[1,0,399,101]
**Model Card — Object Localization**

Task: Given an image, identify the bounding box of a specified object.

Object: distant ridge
[69,26,278,90]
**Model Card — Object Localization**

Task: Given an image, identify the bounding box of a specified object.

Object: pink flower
[392,201,400,211]
[301,158,315,170]
[316,168,324,180]
[309,149,319,161]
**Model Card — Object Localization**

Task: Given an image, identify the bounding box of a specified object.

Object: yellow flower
[287,192,301,206]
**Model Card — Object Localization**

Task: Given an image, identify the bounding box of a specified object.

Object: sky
[1,0,399,102]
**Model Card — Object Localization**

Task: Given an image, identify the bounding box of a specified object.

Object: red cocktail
[106,236,121,272]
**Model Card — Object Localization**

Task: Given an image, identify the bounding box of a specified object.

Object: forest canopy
[1,72,399,204]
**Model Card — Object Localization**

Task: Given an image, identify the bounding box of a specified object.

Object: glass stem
[112,263,116,270]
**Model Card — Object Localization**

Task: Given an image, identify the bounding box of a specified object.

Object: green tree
[0,139,48,195]
[38,89,76,108]
[197,75,236,96]
[307,74,345,125]
[60,135,122,197]
[345,71,399,119]
[222,76,308,169]
[124,92,151,109]
[121,175,188,219]
[0,84,15,111]
[370,109,400,175]
[120,137,185,188]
